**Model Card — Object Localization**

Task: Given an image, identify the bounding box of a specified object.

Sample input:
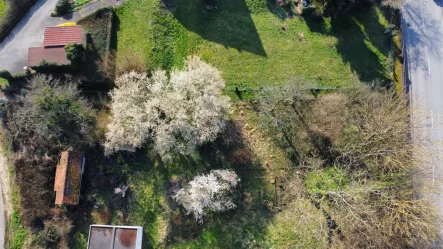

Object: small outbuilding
[54,151,85,205]
[28,25,85,67]
[87,225,143,249]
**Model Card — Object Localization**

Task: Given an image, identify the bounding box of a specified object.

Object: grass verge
[74,0,96,11]
[0,0,6,19]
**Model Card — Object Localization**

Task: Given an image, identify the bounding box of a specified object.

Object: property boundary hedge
[31,60,77,74]
[0,0,38,43]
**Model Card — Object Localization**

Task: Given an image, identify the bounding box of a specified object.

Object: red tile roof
[28,47,70,66]
[54,151,85,205]
[44,26,83,47]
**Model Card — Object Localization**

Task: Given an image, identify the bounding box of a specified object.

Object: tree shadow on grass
[305,6,391,84]
[162,121,275,248]
[164,0,267,57]
[70,121,275,248]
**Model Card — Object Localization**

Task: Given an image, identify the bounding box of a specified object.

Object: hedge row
[0,0,38,43]
[31,60,77,74]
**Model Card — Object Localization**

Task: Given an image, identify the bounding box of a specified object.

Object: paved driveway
[0,0,61,73]
[0,0,124,74]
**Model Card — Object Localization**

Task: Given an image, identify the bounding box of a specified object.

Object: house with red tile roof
[54,151,85,205]
[28,26,86,67]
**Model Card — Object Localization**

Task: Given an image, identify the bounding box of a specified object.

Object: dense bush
[52,0,72,17]
[78,7,115,81]
[31,60,76,74]
[65,43,84,66]
[0,0,38,42]
[0,68,12,80]
[6,74,96,156]
[15,158,55,226]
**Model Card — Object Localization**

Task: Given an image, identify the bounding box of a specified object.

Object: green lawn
[115,0,390,93]
[74,0,96,10]
[0,0,7,19]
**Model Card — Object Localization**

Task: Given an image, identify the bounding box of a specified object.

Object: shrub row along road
[402,0,443,242]
[0,0,123,74]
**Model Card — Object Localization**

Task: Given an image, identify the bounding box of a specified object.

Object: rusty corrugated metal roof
[28,47,70,66]
[43,26,83,47]
[54,151,84,205]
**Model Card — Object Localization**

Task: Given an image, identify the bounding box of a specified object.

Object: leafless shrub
[33,214,73,249]
[257,83,440,248]
[232,148,253,167]
[96,50,117,80]
[116,52,147,75]
[336,87,411,173]
[92,207,112,224]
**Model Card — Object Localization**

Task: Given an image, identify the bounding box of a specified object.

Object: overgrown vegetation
[1,0,423,248]
[78,7,114,81]
[65,43,84,67]
[2,75,98,248]
[255,84,439,247]
[6,75,95,157]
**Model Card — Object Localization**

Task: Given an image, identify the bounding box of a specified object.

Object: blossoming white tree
[105,56,231,160]
[173,169,240,222]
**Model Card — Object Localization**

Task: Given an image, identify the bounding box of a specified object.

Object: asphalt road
[402,0,443,242]
[0,0,123,74]
[0,0,60,73]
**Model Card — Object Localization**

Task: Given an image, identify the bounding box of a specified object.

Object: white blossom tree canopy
[173,169,240,222]
[105,56,231,160]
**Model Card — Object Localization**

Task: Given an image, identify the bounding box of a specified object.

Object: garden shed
[27,25,85,67]
[54,151,85,205]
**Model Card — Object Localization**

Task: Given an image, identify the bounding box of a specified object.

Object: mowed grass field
[114,0,390,92]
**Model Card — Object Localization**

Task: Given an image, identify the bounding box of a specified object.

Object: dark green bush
[32,60,76,74]
[52,0,72,17]
[65,43,84,66]
[0,68,12,80]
